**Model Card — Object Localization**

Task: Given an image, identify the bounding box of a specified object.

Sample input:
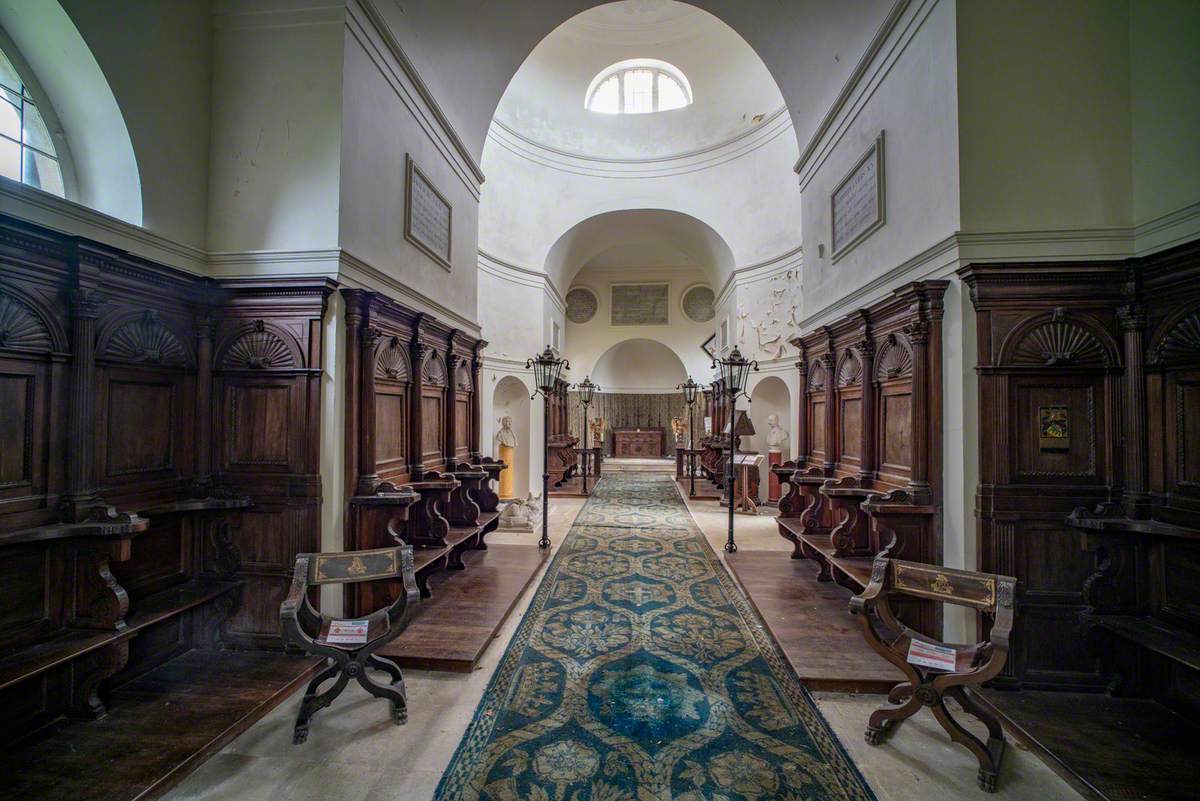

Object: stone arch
[493,374,532,498]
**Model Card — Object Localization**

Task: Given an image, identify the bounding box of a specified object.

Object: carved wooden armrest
[280,546,419,654]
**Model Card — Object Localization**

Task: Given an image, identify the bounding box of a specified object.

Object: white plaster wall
[564,266,718,383]
[478,267,547,363]
[1130,0,1200,231]
[957,0,1131,233]
[0,0,143,227]
[589,338,688,392]
[338,19,481,328]
[58,0,210,247]
[368,0,893,165]
[206,2,344,254]
[800,0,959,321]
[493,2,784,161]
[318,289,346,616]
[939,278,977,642]
[479,126,802,290]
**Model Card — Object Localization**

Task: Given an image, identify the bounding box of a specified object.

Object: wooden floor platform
[678,475,722,499]
[549,475,601,497]
[4,649,321,801]
[724,551,902,692]
[972,687,1200,801]
[382,543,549,672]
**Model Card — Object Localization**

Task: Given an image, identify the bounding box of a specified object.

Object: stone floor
[163,481,1084,801]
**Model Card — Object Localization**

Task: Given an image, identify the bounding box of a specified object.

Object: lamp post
[678,377,701,498]
[527,346,569,549]
[573,376,599,495]
[714,346,758,552]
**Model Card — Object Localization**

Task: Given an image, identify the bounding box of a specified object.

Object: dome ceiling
[492,0,786,161]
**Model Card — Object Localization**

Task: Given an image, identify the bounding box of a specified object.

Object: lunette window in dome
[585,59,692,115]
[0,45,64,197]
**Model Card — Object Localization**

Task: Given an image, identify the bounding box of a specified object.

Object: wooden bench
[347,464,503,610]
[1067,507,1200,691]
[851,558,1018,792]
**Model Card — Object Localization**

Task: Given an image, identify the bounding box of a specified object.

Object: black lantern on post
[713,346,758,552]
[678,377,701,497]
[527,346,569,549]
[573,376,600,496]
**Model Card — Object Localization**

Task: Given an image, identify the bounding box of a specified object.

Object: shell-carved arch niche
[0,290,54,353]
[422,350,447,387]
[836,349,864,388]
[1150,308,1200,367]
[1002,309,1117,369]
[375,337,410,383]
[875,333,913,381]
[218,320,300,370]
[99,310,193,368]
[455,361,472,392]
[808,357,828,393]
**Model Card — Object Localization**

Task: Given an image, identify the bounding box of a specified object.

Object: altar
[613,427,664,458]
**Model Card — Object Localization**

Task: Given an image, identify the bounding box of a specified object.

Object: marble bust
[496,415,518,447]
[765,413,787,451]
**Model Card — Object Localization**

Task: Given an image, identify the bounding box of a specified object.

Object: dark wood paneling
[776,282,946,636]
[0,214,331,750]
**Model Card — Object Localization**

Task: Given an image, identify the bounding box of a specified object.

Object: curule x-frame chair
[281,545,419,743]
[849,557,1018,792]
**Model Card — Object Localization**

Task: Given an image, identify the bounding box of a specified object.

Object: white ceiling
[545,208,735,289]
[491,0,786,161]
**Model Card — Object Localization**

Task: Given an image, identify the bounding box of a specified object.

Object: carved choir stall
[773,281,946,637]
[0,215,329,798]
[341,289,545,672]
[960,242,1200,801]
[546,377,579,488]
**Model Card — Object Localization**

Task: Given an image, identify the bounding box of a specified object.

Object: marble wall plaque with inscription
[611,283,669,326]
[405,154,452,271]
[831,132,885,260]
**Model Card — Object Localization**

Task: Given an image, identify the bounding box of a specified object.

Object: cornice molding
[487,106,794,179]
[477,249,567,310]
[793,0,916,183]
[348,0,485,194]
[0,180,208,274]
[338,249,481,335]
[714,243,804,310]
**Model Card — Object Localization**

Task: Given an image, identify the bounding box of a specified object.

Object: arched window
[0,45,64,197]
[585,59,692,115]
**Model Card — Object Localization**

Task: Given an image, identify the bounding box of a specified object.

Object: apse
[589,337,687,392]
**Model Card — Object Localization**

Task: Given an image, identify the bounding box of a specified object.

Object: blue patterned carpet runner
[434,474,876,801]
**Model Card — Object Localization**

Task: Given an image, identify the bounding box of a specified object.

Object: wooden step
[1087,614,1200,672]
[0,628,134,692]
[0,579,239,691]
[2,649,321,801]
[126,579,240,632]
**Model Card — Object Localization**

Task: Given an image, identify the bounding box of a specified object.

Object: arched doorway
[492,375,532,498]
[748,374,791,504]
